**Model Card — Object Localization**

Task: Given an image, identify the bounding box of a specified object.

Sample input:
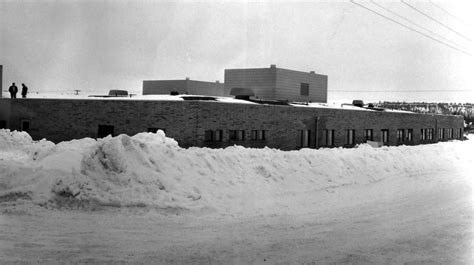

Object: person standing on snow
[8,83,18,98]
[21,83,28,98]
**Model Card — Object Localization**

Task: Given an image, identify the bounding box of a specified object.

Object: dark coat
[9,85,18,93]
[21,85,28,96]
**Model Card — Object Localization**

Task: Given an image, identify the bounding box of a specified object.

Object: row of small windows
[0,120,464,149]
[81,126,270,142]
[95,126,463,144]
[4,122,463,146]
[0,120,31,132]
[320,127,462,147]
[421,128,462,141]
[204,129,267,142]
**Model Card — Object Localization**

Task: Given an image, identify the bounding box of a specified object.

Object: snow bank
[0,129,471,214]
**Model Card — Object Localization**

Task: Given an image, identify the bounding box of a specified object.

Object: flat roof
[3,92,419,113]
[224,65,327,77]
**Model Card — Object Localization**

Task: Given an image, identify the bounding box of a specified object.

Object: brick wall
[224,68,276,100]
[1,98,464,150]
[186,80,224,96]
[275,68,327,103]
[224,66,328,103]
[143,80,188,95]
[143,80,224,97]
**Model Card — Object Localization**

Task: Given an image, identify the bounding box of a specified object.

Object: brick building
[0,97,464,150]
[143,78,224,96]
[0,65,463,149]
[224,65,328,103]
[143,65,328,103]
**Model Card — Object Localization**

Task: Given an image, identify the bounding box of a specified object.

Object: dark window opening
[365,129,373,141]
[407,129,413,141]
[300,83,309,96]
[297,130,310,148]
[21,120,30,133]
[204,130,223,142]
[251,130,266,141]
[325,129,334,146]
[381,129,389,143]
[427,128,434,140]
[397,129,405,142]
[0,120,6,129]
[229,130,245,141]
[437,128,444,140]
[421,129,426,141]
[98,125,114,138]
[346,129,355,145]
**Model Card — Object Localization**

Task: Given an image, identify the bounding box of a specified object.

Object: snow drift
[0,129,471,214]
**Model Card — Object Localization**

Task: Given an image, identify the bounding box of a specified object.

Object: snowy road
[1,169,471,264]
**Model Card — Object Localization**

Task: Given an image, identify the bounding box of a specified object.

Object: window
[0,120,6,129]
[324,129,334,146]
[397,129,404,142]
[204,130,212,141]
[421,129,427,141]
[447,128,453,139]
[98,125,114,138]
[454,128,462,139]
[364,129,373,141]
[215,130,222,141]
[297,130,310,148]
[251,130,266,141]
[438,128,444,140]
[148,127,166,133]
[346,129,355,145]
[407,129,413,141]
[300,83,309,96]
[204,130,223,142]
[427,128,434,140]
[21,120,30,133]
[381,129,389,143]
[229,130,245,141]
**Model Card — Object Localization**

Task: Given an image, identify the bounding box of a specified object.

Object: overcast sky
[1,0,473,102]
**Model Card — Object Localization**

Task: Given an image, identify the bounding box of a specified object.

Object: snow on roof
[289,102,415,113]
[24,92,257,104]
[22,92,418,112]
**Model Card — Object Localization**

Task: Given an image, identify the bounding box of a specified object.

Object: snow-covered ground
[0,129,472,264]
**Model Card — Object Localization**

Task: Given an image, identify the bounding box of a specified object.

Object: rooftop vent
[230,87,255,100]
[270,64,276,68]
[108,90,128,97]
[352,100,364,107]
[310,71,315,74]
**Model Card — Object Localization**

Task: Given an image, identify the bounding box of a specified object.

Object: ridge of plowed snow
[0,129,471,214]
